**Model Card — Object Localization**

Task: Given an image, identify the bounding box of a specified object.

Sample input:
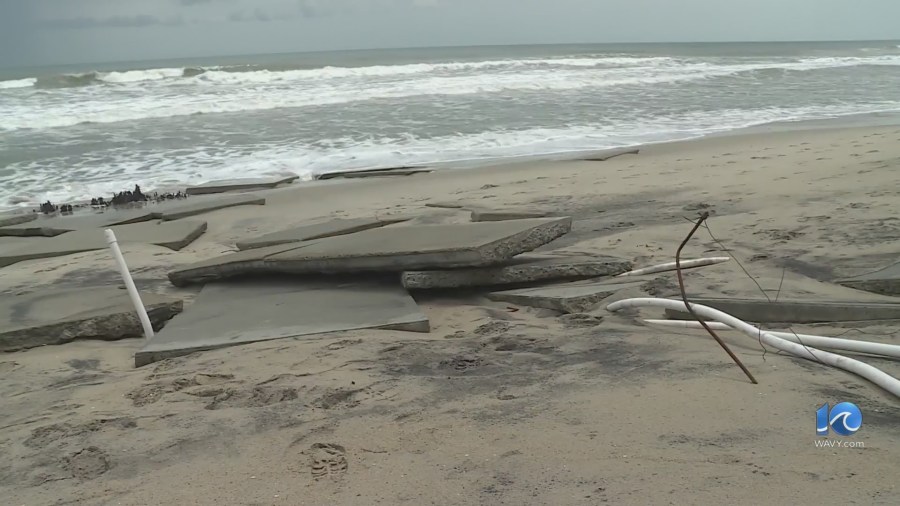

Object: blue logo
[816,402,862,436]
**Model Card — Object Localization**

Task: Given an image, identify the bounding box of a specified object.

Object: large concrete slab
[575,147,640,162]
[0,208,155,237]
[487,279,647,313]
[835,261,900,296]
[402,254,632,290]
[470,209,550,222]
[315,166,432,180]
[135,279,430,366]
[152,194,265,221]
[169,217,572,286]
[0,287,183,352]
[0,220,206,268]
[185,175,299,196]
[235,217,408,251]
[0,212,37,228]
[663,297,900,323]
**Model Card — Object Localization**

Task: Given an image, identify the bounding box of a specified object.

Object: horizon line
[3,37,899,72]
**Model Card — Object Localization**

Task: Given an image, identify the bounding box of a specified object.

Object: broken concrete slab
[835,261,900,296]
[0,220,206,268]
[315,166,432,180]
[0,287,183,352]
[576,147,640,162]
[152,194,265,221]
[0,208,156,237]
[402,254,632,290]
[169,217,572,286]
[185,175,300,196]
[0,212,37,228]
[134,278,429,367]
[235,217,409,251]
[663,297,900,324]
[470,209,550,222]
[487,279,647,313]
[424,202,466,209]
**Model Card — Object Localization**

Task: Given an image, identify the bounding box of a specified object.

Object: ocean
[2,40,900,209]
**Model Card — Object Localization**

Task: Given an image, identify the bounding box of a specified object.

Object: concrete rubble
[662,297,900,324]
[315,166,433,180]
[835,260,900,296]
[168,217,573,286]
[0,287,183,352]
[185,175,299,196]
[5,200,899,371]
[575,147,640,162]
[469,209,551,222]
[135,278,430,366]
[153,194,266,221]
[0,212,38,228]
[0,208,156,237]
[0,220,207,268]
[236,217,409,251]
[486,279,649,313]
[402,253,632,290]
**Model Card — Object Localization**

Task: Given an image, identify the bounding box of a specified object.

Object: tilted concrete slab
[576,147,640,162]
[470,209,550,222]
[487,279,647,313]
[185,175,299,196]
[424,202,466,209]
[402,254,632,290]
[835,261,900,297]
[663,297,900,323]
[0,208,156,237]
[0,212,37,228]
[0,220,206,268]
[0,287,183,352]
[235,217,408,251]
[315,166,432,180]
[135,279,430,366]
[169,217,572,286]
[152,194,265,221]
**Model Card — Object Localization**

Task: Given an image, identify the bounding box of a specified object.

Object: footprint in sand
[308,443,349,480]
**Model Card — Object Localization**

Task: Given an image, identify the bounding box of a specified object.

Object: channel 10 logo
[816,402,862,436]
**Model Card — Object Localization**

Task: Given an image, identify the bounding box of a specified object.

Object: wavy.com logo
[814,402,865,448]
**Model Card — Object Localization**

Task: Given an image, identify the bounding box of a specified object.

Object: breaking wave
[4,54,900,131]
[3,53,899,92]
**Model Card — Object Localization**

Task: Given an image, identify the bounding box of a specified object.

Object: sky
[2,0,900,67]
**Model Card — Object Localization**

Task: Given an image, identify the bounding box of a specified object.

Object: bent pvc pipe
[643,319,900,360]
[615,257,731,278]
[607,298,900,398]
[105,229,155,340]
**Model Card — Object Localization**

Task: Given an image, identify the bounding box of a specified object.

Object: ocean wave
[0,77,37,89]
[3,56,674,91]
[4,53,899,93]
[4,54,900,131]
[99,67,186,83]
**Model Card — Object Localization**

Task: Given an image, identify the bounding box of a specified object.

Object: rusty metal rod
[676,212,758,384]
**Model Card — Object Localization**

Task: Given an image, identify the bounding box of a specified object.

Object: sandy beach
[1,124,899,505]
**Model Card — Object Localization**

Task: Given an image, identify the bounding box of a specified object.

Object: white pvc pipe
[607,298,900,398]
[105,229,155,340]
[616,257,731,278]
[643,319,900,359]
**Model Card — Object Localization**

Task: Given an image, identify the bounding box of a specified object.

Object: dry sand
[1,125,899,505]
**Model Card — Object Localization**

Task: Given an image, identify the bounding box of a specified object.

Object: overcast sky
[2,0,900,68]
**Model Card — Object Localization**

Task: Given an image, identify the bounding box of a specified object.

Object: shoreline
[5,110,900,215]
